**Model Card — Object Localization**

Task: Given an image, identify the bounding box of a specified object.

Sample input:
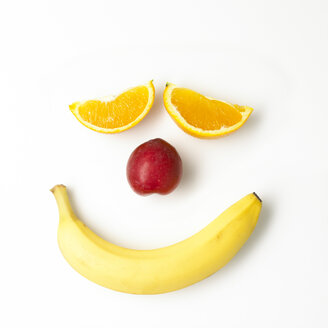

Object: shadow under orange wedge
[163,83,253,138]
[69,81,155,133]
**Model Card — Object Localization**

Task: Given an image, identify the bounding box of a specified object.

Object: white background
[1,0,327,327]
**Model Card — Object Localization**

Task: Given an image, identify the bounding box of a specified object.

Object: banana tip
[253,192,262,203]
[50,184,67,193]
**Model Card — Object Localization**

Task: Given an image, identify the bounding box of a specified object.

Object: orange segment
[171,88,243,130]
[69,81,155,133]
[163,83,253,138]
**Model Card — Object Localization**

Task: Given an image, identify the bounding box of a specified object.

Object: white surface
[1,0,327,327]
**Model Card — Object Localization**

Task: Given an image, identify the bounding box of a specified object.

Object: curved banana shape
[51,185,262,294]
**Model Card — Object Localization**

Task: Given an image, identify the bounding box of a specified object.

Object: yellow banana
[51,184,262,294]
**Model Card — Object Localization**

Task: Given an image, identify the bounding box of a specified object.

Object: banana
[51,184,262,294]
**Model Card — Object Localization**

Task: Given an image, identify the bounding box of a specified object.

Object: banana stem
[50,184,75,219]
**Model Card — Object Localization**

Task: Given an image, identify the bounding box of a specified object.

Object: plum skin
[126,138,183,195]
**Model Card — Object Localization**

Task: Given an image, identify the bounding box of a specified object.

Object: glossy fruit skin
[127,138,183,195]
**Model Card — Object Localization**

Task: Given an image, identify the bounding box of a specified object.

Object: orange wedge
[69,81,155,133]
[163,83,253,138]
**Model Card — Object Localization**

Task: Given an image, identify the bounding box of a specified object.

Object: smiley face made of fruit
[51,81,261,294]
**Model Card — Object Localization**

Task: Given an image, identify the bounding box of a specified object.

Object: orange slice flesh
[163,83,253,138]
[69,81,155,133]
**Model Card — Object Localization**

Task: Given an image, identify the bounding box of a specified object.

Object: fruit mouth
[52,186,262,294]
